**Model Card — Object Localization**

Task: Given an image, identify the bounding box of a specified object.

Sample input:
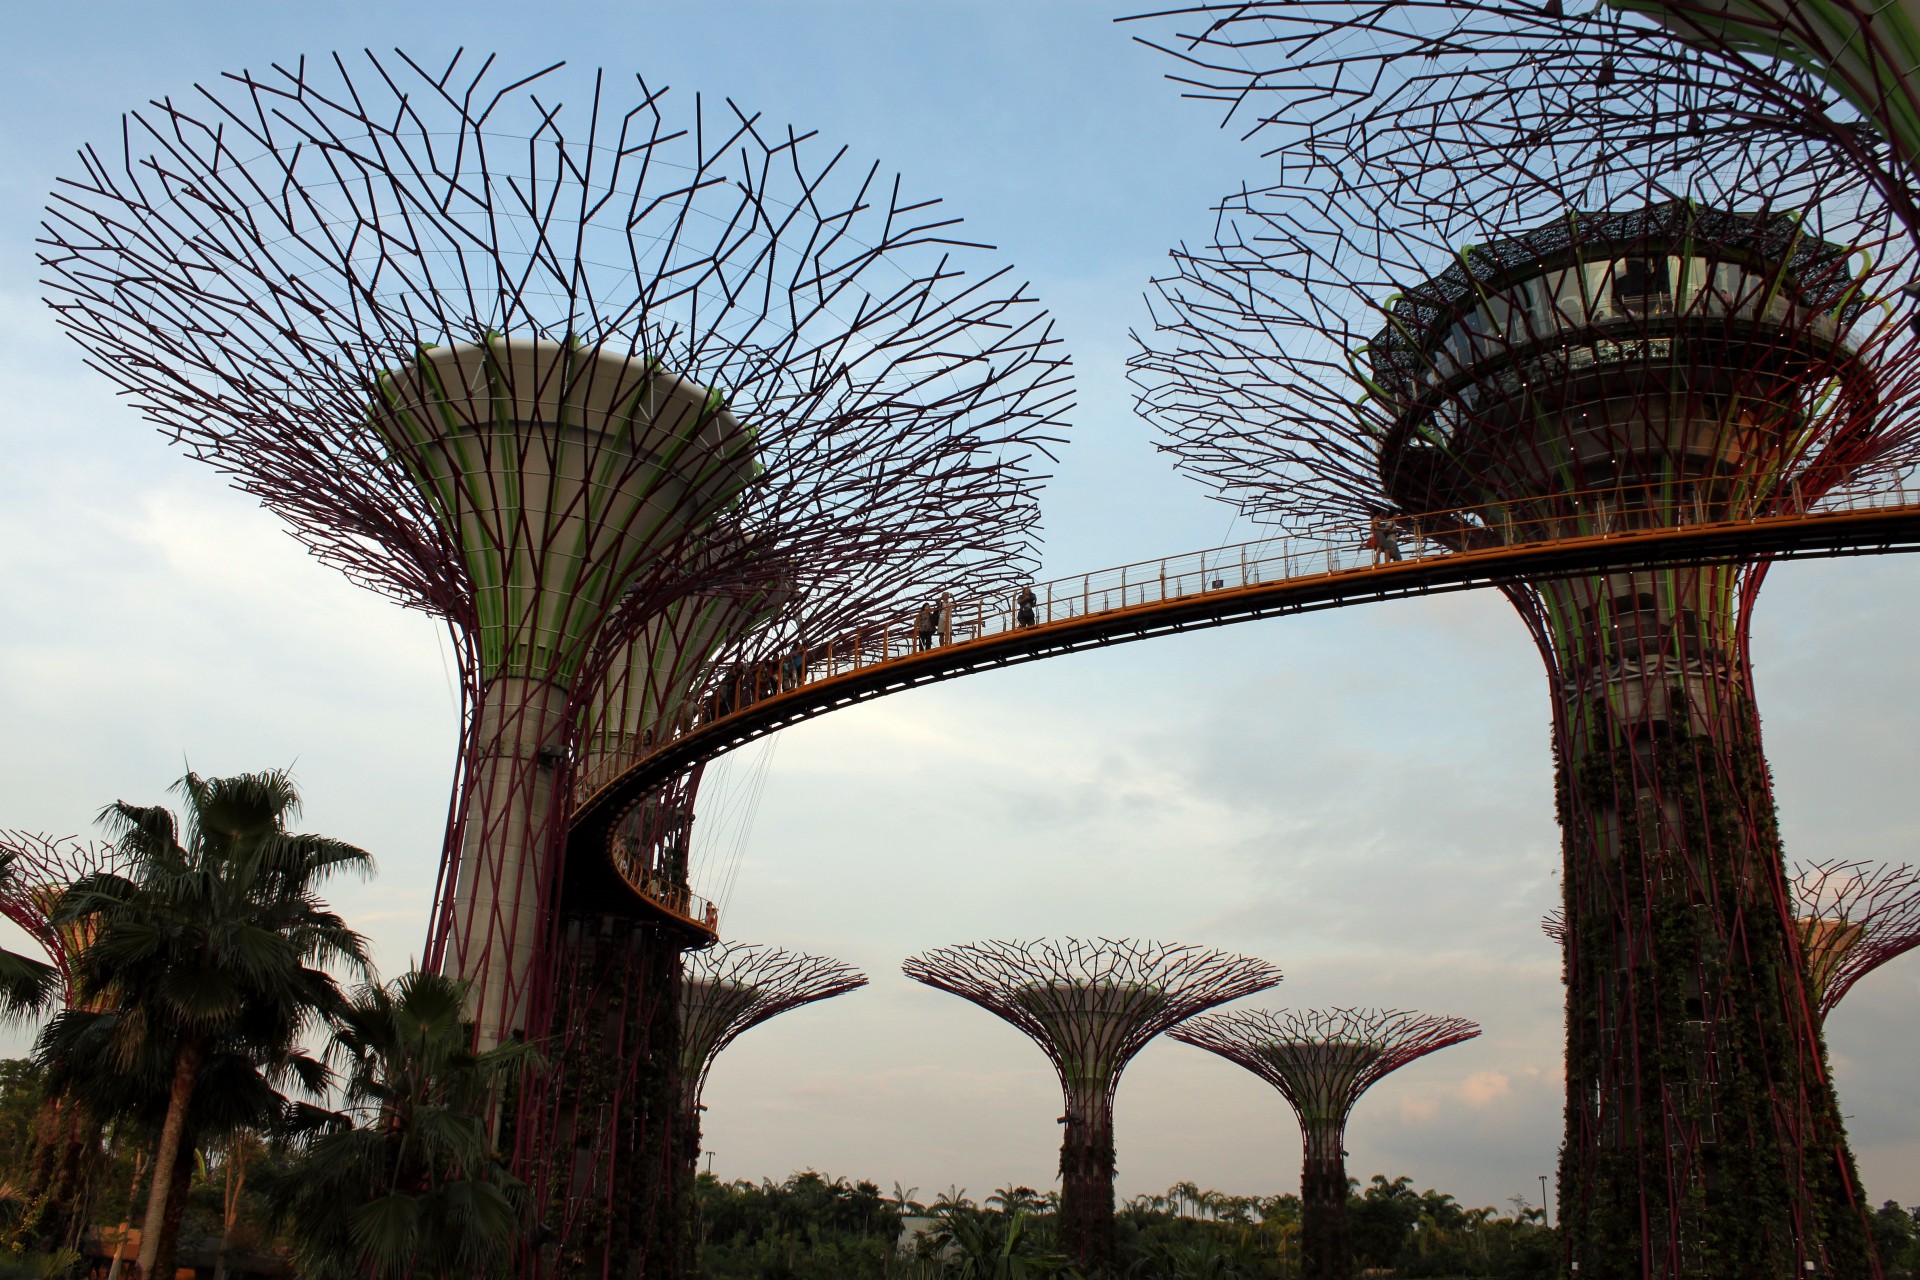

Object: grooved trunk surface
[1058,1096,1116,1276]
[444,675,572,1049]
[1522,569,1876,1280]
[522,913,686,1280]
[1301,1153,1350,1280]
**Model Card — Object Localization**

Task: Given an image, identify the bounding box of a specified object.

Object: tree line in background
[694,1170,1562,1279]
[692,1172,1920,1280]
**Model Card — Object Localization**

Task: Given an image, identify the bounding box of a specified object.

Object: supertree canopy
[1171,1007,1479,1280]
[1127,13,1920,1273]
[1790,857,1920,1020]
[1126,1,1920,246]
[0,833,128,1253]
[902,938,1282,1275]
[40,51,1071,1278]
[677,942,867,1151]
[41,49,1071,1050]
[0,832,126,1008]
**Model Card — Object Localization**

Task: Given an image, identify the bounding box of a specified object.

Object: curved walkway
[571,486,1920,835]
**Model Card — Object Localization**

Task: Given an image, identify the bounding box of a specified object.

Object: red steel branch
[0,831,130,1006]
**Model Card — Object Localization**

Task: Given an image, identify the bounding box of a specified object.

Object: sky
[1,0,1917,1218]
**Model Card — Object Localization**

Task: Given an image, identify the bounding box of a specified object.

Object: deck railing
[608,839,719,936]
[573,476,1920,805]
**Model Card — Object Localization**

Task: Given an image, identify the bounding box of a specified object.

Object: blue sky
[1,0,1916,1216]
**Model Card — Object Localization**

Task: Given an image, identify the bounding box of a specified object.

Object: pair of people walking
[915,598,947,650]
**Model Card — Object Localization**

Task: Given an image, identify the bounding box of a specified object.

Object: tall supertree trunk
[443,676,575,1051]
[1058,1088,1116,1276]
[526,912,687,1280]
[673,1099,704,1280]
[1299,1121,1350,1280]
[1522,565,1873,1279]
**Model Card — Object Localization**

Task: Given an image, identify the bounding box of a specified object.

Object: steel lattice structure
[1126,2,1917,241]
[1123,11,1920,1272]
[677,943,866,1157]
[0,832,126,1005]
[1789,858,1920,1019]
[1171,1007,1479,1280]
[901,938,1281,1275]
[40,50,1071,1280]
[0,833,124,1254]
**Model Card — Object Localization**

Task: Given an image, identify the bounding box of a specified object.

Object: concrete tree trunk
[1300,1130,1351,1280]
[1057,1089,1116,1277]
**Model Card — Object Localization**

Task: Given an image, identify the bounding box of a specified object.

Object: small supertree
[1171,1007,1479,1280]
[673,943,864,1277]
[0,832,128,1251]
[901,939,1282,1275]
[1790,859,1920,1021]
[678,943,866,1160]
[0,832,125,1007]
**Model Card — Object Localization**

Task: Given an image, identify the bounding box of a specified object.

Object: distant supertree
[1545,858,1920,1023]
[677,943,866,1177]
[0,832,125,1005]
[1789,859,1920,1019]
[1126,6,1920,1264]
[901,939,1282,1275]
[1171,1008,1479,1280]
[0,832,125,1252]
[41,51,1070,1279]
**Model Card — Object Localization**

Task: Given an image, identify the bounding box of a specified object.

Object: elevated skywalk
[572,484,1920,842]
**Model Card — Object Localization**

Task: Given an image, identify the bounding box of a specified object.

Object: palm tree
[49,769,370,1280]
[261,970,537,1279]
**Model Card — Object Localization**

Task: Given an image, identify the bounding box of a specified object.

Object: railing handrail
[574,477,1920,810]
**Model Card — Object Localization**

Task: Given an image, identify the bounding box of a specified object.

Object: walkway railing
[608,838,719,937]
[572,475,1920,810]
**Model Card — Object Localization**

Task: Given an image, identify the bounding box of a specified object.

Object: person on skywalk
[1368,515,1403,564]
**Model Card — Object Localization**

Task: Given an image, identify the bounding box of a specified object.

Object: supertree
[1126,14,1920,1268]
[0,832,127,1251]
[901,938,1282,1275]
[1170,1007,1479,1280]
[1788,858,1920,1019]
[676,946,865,1204]
[39,51,1071,1278]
